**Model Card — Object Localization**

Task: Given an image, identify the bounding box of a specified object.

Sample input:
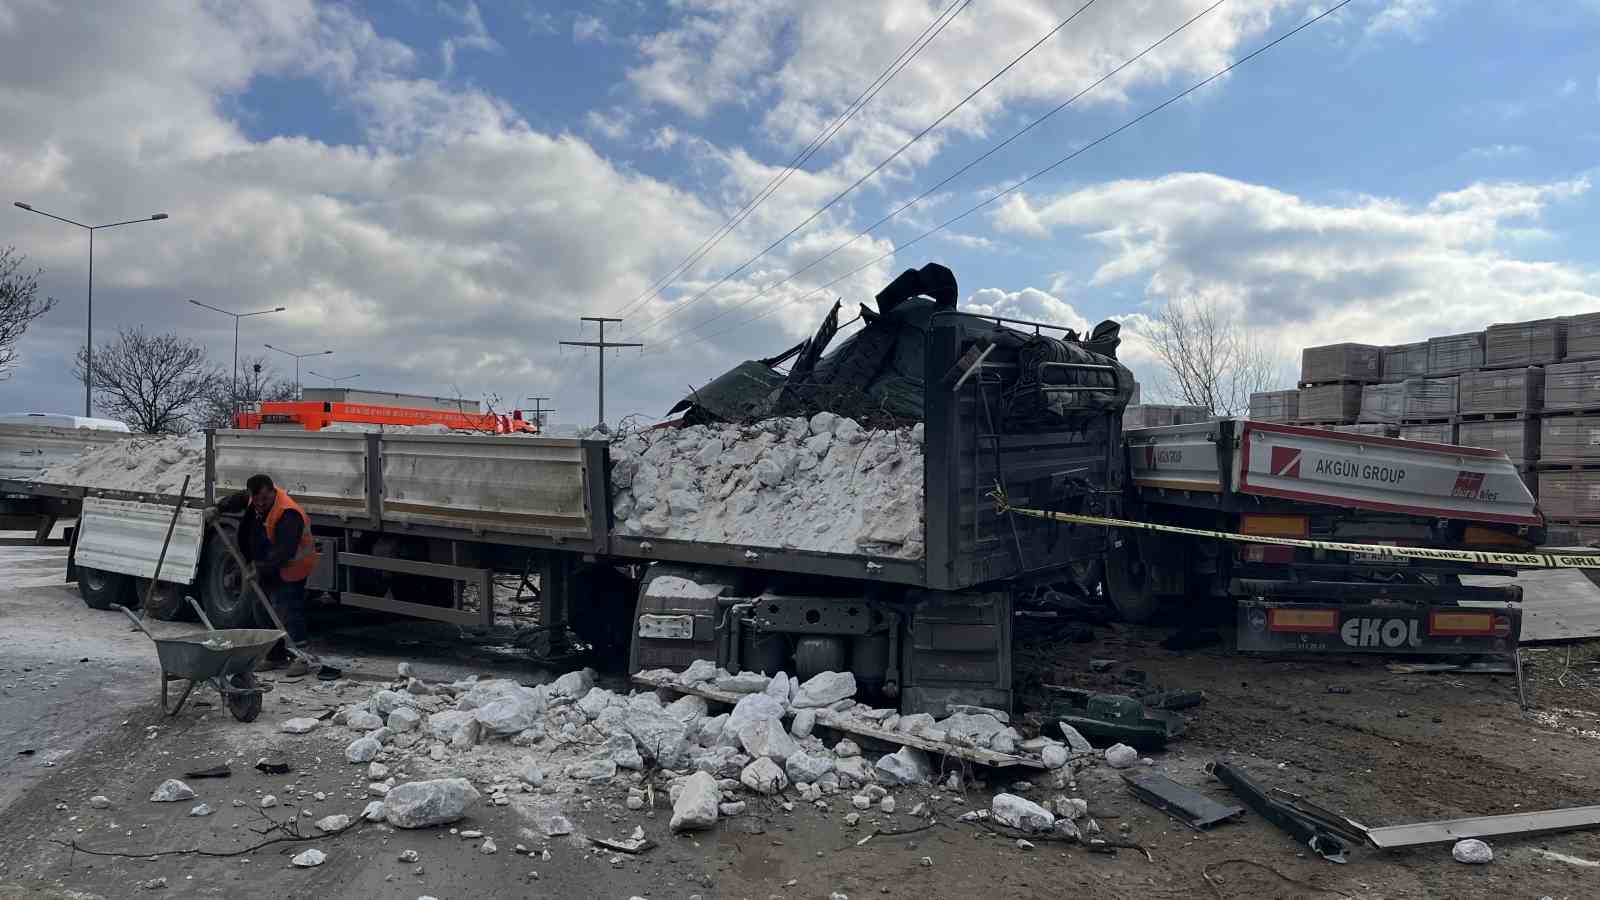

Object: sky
[1,0,1597,427]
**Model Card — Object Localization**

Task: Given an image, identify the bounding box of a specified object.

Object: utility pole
[559,317,640,426]
[525,396,553,429]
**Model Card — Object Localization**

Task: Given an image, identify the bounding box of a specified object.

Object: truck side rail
[206,430,609,553]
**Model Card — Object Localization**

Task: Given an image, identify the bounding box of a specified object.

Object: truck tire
[78,567,133,611]
[134,578,190,621]
[1102,539,1162,624]
[200,525,256,628]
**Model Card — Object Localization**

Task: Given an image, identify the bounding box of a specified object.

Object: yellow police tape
[989,487,1600,571]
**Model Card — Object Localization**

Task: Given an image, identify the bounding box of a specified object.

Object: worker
[206,473,320,675]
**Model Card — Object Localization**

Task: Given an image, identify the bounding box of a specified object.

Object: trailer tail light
[1461,526,1529,550]
[1241,544,1295,564]
[1427,610,1503,637]
[1267,607,1340,634]
[1240,513,1309,538]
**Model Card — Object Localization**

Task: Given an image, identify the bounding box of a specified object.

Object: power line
[656,0,1229,345]
[609,0,971,322]
[626,0,1102,340]
[677,0,1358,348]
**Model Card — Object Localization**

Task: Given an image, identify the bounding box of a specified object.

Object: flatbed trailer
[29,312,1128,716]
[1120,418,1543,659]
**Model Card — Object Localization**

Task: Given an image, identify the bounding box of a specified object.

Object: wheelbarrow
[113,597,281,722]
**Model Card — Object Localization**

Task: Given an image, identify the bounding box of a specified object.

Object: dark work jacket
[217,491,305,584]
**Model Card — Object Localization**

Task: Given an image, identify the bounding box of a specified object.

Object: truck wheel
[200,526,256,628]
[134,578,190,621]
[1102,540,1162,624]
[78,567,132,611]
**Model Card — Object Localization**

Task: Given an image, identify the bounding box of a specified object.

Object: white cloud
[1560,77,1579,97]
[625,0,1320,149]
[1462,143,1529,161]
[990,172,1600,353]
[0,1,879,425]
[964,287,1091,335]
[1364,0,1439,40]
[439,1,500,76]
[584,107,633,140]
[573,13,615,44]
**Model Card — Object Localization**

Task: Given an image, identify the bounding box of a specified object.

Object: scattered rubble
[1453,839,1494,864]
[280,718,320,735]
[384,779,480,829]
[1104,744,1138,769]
[671,771,721,832]
[315,814,351,833]
[149,779,195,803]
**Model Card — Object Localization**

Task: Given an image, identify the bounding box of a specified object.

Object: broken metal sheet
[1211,760,1349,863]
[1267,788,1371,845]
[1121,771,1243,830]
[1364,804,1600,850]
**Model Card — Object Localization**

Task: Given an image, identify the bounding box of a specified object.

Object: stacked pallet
[1122,404,1210,430]
[1250,315,1600,516]
[1291,343,1381,430]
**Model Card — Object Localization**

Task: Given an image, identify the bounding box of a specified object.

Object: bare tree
[196,355,298,429]
[74,328,221,433]
[0,247,57,379]
[1147,295,1283,416]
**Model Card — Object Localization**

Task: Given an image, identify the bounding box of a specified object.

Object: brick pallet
[1426,331,1485,376]
[1301,343,1383,384]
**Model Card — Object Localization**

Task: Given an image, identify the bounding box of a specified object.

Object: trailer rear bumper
[1232,578,1522,605]
[1236,597,1520,658]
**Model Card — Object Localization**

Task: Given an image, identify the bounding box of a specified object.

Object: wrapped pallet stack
[1248,390,1299,423]
[1426,331,1486,375]
[1381,342,1429,382]
[1123,404,1211,430]
[1290,343,1381,427]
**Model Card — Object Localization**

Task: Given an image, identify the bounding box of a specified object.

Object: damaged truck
[0,262,1547,718]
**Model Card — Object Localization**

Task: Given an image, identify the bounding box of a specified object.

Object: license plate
[637,614,694,640]
[1351,541,1407,565]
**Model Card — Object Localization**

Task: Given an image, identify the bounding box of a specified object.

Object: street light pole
[308,370,360,385]
[264,344,333,399]
[188,300,285,406]
[13,202,169,417]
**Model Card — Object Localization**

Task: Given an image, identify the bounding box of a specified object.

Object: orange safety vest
[263,487,318,582]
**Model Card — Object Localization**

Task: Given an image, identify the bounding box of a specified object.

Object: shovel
[207,519,342,680]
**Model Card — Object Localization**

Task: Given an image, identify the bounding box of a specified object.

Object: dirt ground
[2,535,1598,899]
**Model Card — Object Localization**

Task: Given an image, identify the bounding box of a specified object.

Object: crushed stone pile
[33,433,205,496]
[608,413,925,559]
[267,655,1112,845]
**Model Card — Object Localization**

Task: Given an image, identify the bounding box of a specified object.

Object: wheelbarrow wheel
[135,578,190,621]
[226,672,263,722]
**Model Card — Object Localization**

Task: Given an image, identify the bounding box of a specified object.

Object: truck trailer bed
[1126,419,1539,526]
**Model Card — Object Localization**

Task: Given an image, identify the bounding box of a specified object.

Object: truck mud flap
[1237,599,1520,658]
[900,590,1012,716]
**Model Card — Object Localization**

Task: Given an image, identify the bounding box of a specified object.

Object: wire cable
[673,0,1357,349]
[627,0,1102,339]
[658,0,1228,344]
[610,0,971,321]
